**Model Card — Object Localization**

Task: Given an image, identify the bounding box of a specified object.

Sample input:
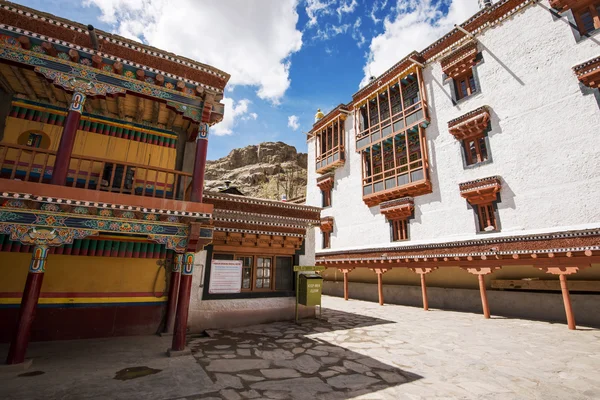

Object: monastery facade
[305,0,600,328]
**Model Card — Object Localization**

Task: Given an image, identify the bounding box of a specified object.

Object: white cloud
[85,0,302,103]
[361,0,481,87]
[370,0,389,24]
[305,0,335,27]
[288,115,300,131]
[212,98,255,136]
[314,23,350,41]
[351,17,366,47]
[336,0,358,21]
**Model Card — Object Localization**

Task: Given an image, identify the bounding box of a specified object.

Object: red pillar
[51,91,87,186]
[421,274,429,311]
[343,272,349,301]
[560,275,576,330]
[377,272,384,305]
[6,245,49,365]
[163,253,182,334]
[478,275,490,319]
[170,252,194,353]
[190,124,209,203]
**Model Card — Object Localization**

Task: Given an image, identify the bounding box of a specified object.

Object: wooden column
[6,245,49,365]
[370,268,390,305]
[163,253,182,334]
[462,267,500,319]
[338,268,354,301]
[410,267,437,311]
[170,252,195,354]
[537,266,588,330]
[190,124,209,203]
[50,91,87,186]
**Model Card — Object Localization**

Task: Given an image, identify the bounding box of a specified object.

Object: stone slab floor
[1,295,600,400]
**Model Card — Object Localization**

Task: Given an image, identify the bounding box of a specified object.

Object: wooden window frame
[573,1,600,36]
[213,253,281,293]
[322,187,332,207]
[454,71,478,101]
[254,255,274,291]
[390,219,409,242]
[236,255,254,292]
[463,134,489,166]
[322,231,331,249]
[476,202,498,232]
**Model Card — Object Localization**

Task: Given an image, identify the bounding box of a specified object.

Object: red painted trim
[50,108,82,186]
[172,274,192,351]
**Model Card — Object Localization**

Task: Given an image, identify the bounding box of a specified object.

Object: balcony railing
[315,145,345,174]
[0,143,192,200]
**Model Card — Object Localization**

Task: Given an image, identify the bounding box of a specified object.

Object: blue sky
[12,0,481,160]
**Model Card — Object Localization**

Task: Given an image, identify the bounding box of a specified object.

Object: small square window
[26,133,43,148]
[391,219,408,241]
[463,134,489,166]
[322,231,331,249]
[455,72,478,100]
[477,203,498,232]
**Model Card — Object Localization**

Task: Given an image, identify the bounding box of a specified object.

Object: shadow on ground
[178,308,422,400]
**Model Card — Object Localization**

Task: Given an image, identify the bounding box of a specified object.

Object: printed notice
[209,260,243,294]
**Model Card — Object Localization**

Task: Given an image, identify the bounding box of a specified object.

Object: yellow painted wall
[2,117,177,169]
[0,253,167,295]
[321,264,600,290]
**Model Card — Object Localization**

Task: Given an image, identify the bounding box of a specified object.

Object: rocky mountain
[204,142,307,200]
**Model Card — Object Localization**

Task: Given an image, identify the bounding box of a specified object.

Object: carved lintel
[537,266,589,276]
[370,267,391,275]
[461,266,500,275]
[410,267,438,275]
[1,225,98,247]
[34,67,126,97]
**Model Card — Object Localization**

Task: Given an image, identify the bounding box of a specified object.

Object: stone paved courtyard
[2,295,600,399]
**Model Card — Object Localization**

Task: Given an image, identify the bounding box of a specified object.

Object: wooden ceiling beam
[39,76,57,104]
[135,96,146,123]
[10,66,37,101]
[152,101,160,125]
[116,95,126,119]
[166,109,177,130]
[0,71,15,95]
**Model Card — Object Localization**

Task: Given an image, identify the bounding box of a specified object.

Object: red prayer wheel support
[163,253,182,334]
[169,252,195,354]
[190,124,209,203]
[50,91,86,186]
[6,245,49,365]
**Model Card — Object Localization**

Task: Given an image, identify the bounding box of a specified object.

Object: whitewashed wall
[307,1,600,253]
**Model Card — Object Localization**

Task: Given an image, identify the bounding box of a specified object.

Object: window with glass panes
[454,71,478,100]
[315,115,345,173]
[573,1,600,36]
[464,134,489,166]
[255,257,272,290]
[237,256,253,290]
[355,70,428,199]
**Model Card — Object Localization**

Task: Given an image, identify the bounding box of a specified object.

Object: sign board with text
[209,260,243,294]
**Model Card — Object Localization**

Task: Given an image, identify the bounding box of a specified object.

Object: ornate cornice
[380,197,414,221]
[448,106,490,140]
[317,173,335,192]
[459,176,502,205]
[573,55,600,89]
[320,216,334,232]
[441,41,478,79]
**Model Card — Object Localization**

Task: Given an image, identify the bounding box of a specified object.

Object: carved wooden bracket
[370,267,391,275]
[338,267,355,274]
[462,266,501,275]
[380,197,414,220]
[549,0,582,12]
[447,106,490,141]
[537,266,589,275]
[441,41,478,79]
[459,176,502,205]
[410,267,438,275]
[317,173,334,193]
[573,56,600,89]
[320,217,334,233]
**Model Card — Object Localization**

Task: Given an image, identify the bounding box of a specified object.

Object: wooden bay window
[354,62,431,207]
[312,106,348,174]
[571,1,600,35]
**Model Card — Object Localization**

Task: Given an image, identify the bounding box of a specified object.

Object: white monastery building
[305,0,600,329]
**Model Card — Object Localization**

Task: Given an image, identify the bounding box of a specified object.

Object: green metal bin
[297,273,323,307]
